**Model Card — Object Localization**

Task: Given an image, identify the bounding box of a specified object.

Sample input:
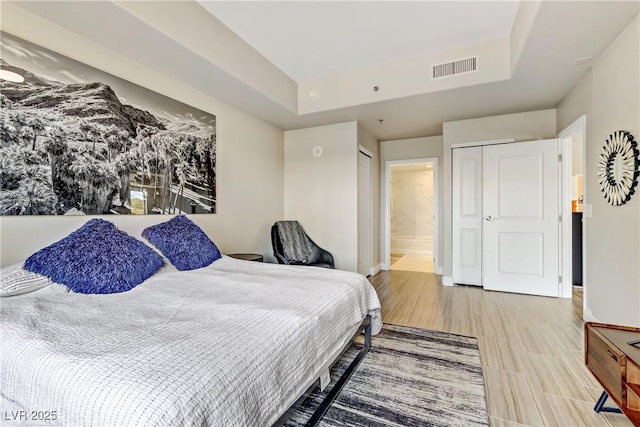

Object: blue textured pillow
[24,219,164,294]
[142,215,221,271]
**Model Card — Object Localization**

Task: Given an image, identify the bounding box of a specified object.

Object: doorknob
[485,216,498,221]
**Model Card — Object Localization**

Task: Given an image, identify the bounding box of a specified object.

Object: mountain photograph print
[0,33,216,216]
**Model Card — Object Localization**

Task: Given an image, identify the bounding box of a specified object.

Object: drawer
[586,327,625,404]
[627,382,640,411]
[629,361,640,411]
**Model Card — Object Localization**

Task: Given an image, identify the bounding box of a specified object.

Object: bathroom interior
[389,161,435,273]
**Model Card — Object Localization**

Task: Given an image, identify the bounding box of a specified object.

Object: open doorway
[559,115,586,318]
[388,160,436,273]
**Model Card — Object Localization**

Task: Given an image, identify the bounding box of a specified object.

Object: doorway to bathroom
[387,159,437,273]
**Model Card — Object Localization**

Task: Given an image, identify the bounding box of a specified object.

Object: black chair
[271,221,335,268]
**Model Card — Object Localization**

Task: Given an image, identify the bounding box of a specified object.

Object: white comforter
[0,256,381,427]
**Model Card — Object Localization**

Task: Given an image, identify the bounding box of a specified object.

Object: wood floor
[390,253,434,273]
[368,270,632,427]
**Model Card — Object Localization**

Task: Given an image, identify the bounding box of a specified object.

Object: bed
[1,254,382,426]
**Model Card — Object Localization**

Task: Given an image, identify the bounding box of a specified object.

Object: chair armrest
[318,249,335,268]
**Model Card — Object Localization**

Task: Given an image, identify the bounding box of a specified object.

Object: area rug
[284,324,489,427]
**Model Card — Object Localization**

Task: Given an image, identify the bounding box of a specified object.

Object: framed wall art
[0,33,216,216]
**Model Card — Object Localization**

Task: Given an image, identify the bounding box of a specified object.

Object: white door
[482,139,560,297]
[358,151,372,276]
[452,147,483,286]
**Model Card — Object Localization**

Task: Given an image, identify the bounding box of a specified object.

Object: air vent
[432,56,478,79]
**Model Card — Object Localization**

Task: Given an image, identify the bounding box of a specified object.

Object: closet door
[482,139,560,297]
[452,147,482,286]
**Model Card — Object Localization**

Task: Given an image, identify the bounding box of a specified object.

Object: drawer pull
[607,349,618,362]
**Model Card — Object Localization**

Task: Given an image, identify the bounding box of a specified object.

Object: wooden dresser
[585,322,640,426]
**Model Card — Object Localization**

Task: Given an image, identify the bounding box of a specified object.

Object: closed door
[452,147,482,286]
[358,151,372,276]
[482,139,559,297]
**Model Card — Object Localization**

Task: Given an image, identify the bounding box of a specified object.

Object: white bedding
[0,256,381,427]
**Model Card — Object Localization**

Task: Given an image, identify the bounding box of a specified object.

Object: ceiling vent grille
[432,56,478,79]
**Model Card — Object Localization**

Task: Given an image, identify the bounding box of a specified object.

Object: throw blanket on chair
[277,221,314,264]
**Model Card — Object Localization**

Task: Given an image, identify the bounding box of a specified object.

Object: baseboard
[583,307,599,322]
[442,276,454,287]
[369,264,381,276]
[391,250,433,256]
[380,263,389,271]
[435,265,443,275]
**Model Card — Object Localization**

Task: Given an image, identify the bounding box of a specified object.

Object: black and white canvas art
[0,33,216,215]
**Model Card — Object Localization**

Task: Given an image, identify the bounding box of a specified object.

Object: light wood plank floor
[390,253,434,273]
[368,270,632,427]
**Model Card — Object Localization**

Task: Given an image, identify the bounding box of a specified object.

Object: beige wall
[557,15,639,326]
[442,109,557,279]
[557,73,593,133]
[284,122,359,271]
[357,125,381,268]
[380,136,444,271]
[0,14,285,265]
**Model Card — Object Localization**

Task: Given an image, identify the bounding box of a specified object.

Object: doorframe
[383,157,439,273]
[358,145,374,276]
[558,114,587,300]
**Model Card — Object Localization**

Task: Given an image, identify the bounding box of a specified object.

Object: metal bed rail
[272,314,372,427]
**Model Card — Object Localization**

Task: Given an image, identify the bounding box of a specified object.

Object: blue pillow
[142,215,221,271]
[24,219,164,294]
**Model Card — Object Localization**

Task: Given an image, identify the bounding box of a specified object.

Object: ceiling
[3,1,639,141]
[199,1,520,82]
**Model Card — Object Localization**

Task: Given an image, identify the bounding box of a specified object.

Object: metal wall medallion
[597,130,639,206]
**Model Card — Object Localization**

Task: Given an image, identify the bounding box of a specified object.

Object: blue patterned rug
[284,324,489,427]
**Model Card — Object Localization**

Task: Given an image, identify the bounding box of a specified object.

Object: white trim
[560,136,571,298]
[369,264,381,276]
[451,137,515,149]
[442,276,454,286]
[583,306,599,323]
[384,158,439,274]
[435,266,443,275]
[357,149,374,277]
[358,145,373,158]
[380,263,389,271]
[557,115,587,300]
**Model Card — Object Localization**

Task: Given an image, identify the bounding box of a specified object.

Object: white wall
[0,16,285,265]
[557,15,640,326]
[284,122,359,271]
[557,73,593,133]
[441,109,557,280]
[380,136,443,271]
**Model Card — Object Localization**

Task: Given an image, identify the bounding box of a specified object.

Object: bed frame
[274,315,372,426]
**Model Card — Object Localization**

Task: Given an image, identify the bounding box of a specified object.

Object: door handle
[485,216,498,221]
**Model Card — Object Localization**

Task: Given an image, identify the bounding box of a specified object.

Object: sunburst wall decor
[597,130,639,206]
